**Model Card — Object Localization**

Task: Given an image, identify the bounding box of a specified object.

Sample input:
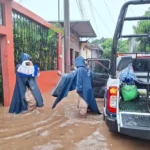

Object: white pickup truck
[88,53,150,140]
[87,0,150,140]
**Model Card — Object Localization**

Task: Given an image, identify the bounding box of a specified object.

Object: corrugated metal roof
[86,43,103,52]
[49,20,97,38]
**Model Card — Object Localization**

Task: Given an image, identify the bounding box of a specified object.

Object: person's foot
[87,109,91,112]
[98,112,102,115]
[21,111,28,114]
[28,109,39,114]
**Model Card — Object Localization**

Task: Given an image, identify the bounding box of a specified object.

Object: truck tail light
[107,86,117,113]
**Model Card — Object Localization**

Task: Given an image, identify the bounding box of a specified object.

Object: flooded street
[0,92,150,150]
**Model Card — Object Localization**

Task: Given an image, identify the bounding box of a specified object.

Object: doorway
[75,51,79,59]
[0,37,3,106]
[70,48,73,65]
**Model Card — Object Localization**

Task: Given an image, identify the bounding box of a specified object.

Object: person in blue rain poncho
[9,53,44,114]
[52,56,101,117]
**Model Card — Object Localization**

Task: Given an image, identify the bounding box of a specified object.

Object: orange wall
[37,71,60,93]
[0,0,15,107]
[0,0,62,106]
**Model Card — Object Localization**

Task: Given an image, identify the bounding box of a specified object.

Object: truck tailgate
[117,112,150,139]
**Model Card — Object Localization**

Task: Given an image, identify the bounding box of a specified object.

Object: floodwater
[0,92,150,150]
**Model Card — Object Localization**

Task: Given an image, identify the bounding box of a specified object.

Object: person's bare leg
[78,96,88,118]
[76,93,80,108]
[25,88,37,112]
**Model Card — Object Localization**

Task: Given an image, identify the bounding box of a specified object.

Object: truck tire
[103,110,105,121]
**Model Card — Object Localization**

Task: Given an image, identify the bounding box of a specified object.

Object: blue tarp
[120,63,137,84]
[9,53,44,114]
[52,56,101,114]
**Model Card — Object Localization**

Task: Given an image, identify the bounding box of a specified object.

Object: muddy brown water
[0,92,150,150]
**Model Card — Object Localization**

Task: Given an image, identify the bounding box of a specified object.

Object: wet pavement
[0,91,150,150]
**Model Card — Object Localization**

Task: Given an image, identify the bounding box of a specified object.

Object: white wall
[92,50,102,58]
[81,44,86,59]
[80,42,92,59]
[87,49,92,58]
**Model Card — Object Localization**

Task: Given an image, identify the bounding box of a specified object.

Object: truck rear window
[117,57,132,71]
[133,59,148,72]
[117,57,150,72]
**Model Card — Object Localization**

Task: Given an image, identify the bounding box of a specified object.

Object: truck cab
[88,0,150,140]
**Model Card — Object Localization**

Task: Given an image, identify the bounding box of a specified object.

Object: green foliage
[13,11,63,71]
[100,38,113,58]
[118,40,129,53]
[53,22,64,34]
[92,38,129,58]
[133,7,150,52]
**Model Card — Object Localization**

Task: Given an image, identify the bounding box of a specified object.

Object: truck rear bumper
[105,115,150,140]
[105,116,118,132]
[120,113,150,140]
[120,127,150,140]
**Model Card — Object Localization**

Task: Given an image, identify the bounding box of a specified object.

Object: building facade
[80,41,92,59]
[50,21,97,72]
[80,42,103,59]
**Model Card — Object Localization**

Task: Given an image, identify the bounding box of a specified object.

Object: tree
[100,38,113,58]
[133,7,150,52]
[118,40,129,53]
[13,14,63,70]
[91,37,129,58]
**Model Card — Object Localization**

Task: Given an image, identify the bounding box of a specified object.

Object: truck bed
[119,95,148,113]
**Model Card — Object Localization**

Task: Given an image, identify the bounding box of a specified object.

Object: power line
[76,0,85,19]
[80,0,88,19]
[18,0,23,3]
[88,0,101,38]
[88,0,113,36]
[76,0,85,20]
[103,0,115,25]
[124,0,135,16]
[78,0,86,20]
[130,8,135,16]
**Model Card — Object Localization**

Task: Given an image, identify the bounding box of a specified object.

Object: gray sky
[15,0,150,39]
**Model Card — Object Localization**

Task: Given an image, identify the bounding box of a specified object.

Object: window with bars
[0,3,4,25]
[12,10,58,71]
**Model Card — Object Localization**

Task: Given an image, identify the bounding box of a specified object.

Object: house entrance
[70,48,73,65]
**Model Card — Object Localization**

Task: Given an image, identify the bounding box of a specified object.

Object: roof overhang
[86,43,103,52]
[49,20,97,38]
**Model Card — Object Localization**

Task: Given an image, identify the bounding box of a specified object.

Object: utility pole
[58,0,60,22]
[64,0,70,73]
